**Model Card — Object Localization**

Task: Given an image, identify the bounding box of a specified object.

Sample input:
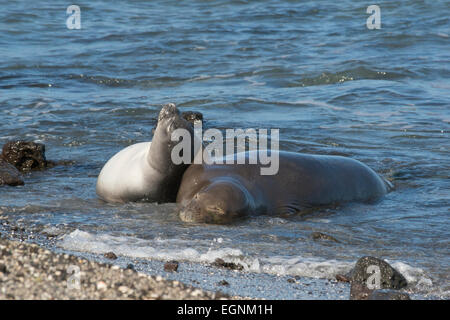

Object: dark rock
[126,264,135,271]
[211,258,244,271]
[181,111,203,124]
[351,256,407,290]
[349,256,408,300]
[287,278,296,283]
[218,280,229,286]
[104,252,118,260]
[0,159,24,186]
[368,289,411,300]
[350,282,373,300]
[311,232,340,243]
[2,141,48,172]
[164,261,179,272]
[0,263,8,274]
[335,274,351,283]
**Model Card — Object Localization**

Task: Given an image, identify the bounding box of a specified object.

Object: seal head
[179,178,255,224]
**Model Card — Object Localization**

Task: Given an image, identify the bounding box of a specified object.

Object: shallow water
[0,0,449,298]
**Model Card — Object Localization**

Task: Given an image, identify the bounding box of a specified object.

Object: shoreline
[0,217,441,300]
[0,236,233,300]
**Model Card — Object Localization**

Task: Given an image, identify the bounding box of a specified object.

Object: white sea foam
[60,230,351,278]
[60,230,441,296]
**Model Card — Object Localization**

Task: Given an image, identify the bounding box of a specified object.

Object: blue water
[0,0,449,298]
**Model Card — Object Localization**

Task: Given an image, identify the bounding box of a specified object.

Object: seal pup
[177,151,390,224]
[96,103,199,203]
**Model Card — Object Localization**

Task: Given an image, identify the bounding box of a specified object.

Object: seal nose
[158,103,180,122]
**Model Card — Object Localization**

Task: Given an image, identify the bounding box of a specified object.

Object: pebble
[164,261,179,272]
[104,252,118,260]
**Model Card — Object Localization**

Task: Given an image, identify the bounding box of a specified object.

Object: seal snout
[158,103,180,122]
[179,179,253,224]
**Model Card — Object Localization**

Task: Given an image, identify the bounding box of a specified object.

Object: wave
[59,229,439,296]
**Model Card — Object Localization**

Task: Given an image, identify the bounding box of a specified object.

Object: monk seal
[96,103,199,203]
[177,151,390,224]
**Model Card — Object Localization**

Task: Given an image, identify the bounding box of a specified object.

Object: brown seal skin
[176,152,390,224]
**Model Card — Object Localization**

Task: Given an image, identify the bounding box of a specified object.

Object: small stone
[350,282,373,300]
[311,232,340,243]
[96,281,107,291]
[164,261,179,272]
[0,263,8,274]
[218,280,229,286]
[368,289,411,300]
[126,263,135,271]
[287,278,296,283]
[211,258,244,271]
[336,274,351,282]
[104,252,117,260]
[351,256,407,290]
[118,286,129,294]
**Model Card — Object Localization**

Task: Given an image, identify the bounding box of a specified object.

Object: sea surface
[0,0,448,299]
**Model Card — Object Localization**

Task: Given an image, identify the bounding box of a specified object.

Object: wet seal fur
[96,103,198,203]
[177,151,391,224]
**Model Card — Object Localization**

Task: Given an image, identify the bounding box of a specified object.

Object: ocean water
[0,0,449,298]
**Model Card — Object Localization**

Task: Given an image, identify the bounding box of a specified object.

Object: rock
[104,252,118,260]
[211,258,244,271]
[181,111,203,124]
[350,282,374,300]
[0,159,24,186]
[164,261,179,272]
[126,263,135,271]
[0,263,8,274]
[368,289,411,300]
[287,278,296,283]
[96,281,107,291]
[349,256,408,300]
[351,256,407,290]
[218,280,229,286]
[335,274,351,283]
[311,232,340,243]
[1,141,48,172]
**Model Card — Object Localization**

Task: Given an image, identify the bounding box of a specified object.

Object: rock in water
[352,256,407,289]
[2,141,48,172]
[0,159,24,186]
[368,289,411,300]
[181,111,203,124]
[104,252,118,260]
[349,256,408,300]
[311,232,340,243]
[164,261,179,272]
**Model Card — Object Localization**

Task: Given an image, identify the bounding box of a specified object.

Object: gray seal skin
[96,103,196,203]
[177,152,390,224]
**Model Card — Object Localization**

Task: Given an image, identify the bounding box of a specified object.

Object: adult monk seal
[177,152,391,224]
[96,103,199,203]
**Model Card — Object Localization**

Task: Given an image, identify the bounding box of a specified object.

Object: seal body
[96,142,156,202]
[177,151,389,224]
[96,103,197,203]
